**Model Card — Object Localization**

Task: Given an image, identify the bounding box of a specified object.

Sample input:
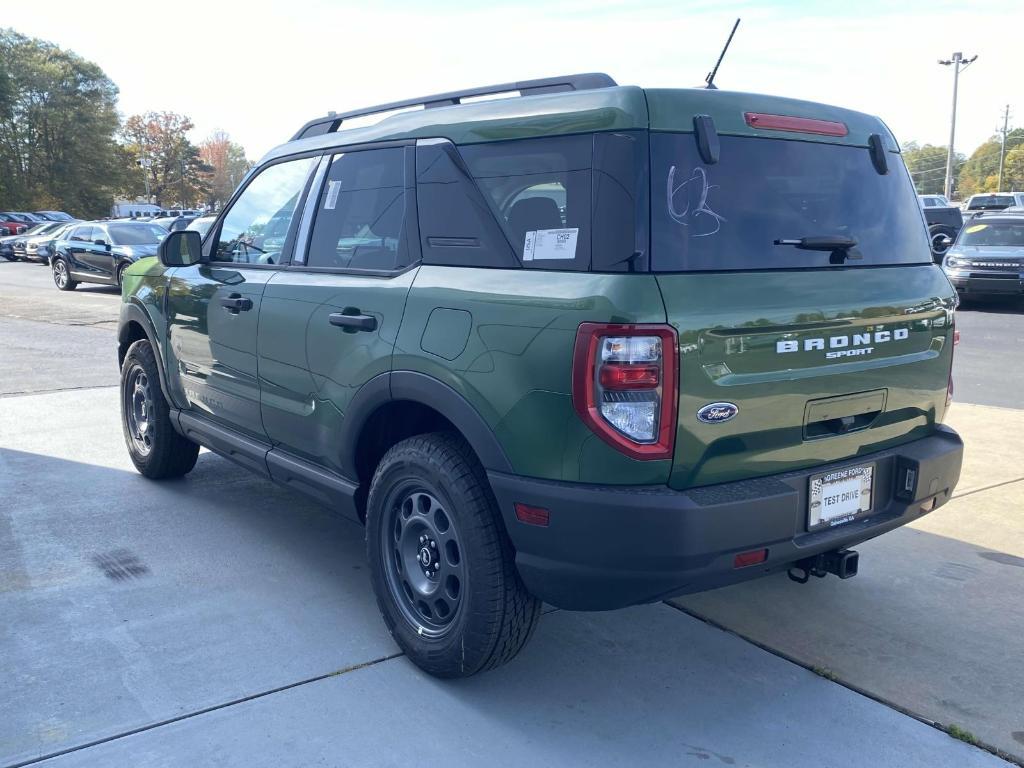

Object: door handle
[220,294,253,313]
[329,310,377,333]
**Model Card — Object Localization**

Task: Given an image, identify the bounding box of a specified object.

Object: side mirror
[159,230,203,267]
[93,238,110,250]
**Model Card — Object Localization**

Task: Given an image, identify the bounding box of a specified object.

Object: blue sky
[7,0,1020,160]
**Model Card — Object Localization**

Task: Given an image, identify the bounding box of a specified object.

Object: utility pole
[938,52,977,200]
[998,104,1011,192]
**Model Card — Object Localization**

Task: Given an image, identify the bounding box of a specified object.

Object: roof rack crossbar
[290,73,617,141]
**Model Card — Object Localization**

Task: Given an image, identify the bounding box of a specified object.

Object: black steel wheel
[381,486,465,635]
[120,339,199,478]
[366,432,541,678]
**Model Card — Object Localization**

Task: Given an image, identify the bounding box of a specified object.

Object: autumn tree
[0,28,126,217]
[198,130,251,210]
[119,111,212,208]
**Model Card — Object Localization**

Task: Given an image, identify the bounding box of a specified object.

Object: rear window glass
[958,221,1024,247]
[966,195,1014,210]
[650,133,931,271]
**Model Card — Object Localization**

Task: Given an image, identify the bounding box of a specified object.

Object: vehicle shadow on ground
[1,447,1017,767]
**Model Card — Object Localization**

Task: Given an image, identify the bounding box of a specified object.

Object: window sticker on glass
[324,180,341,210]
[523,228,578,261]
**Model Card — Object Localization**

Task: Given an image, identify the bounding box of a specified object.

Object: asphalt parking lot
[1,260,1022,767]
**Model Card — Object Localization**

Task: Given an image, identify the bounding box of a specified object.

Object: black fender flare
[337,370,514,479]
[118,301,176,407]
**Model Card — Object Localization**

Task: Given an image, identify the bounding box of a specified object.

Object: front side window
[305,147,409,271]
[212,156,316,264]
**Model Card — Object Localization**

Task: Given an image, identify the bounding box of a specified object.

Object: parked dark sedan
[34,210,77,222]
[50,221,168,290]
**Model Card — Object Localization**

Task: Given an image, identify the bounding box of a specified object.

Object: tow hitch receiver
[788,549,859,584]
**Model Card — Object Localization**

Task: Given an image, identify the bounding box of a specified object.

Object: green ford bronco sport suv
[117,73,963,677]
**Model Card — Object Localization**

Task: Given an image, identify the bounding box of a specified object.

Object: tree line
[903,128,1024,198]
[0,28,252,218]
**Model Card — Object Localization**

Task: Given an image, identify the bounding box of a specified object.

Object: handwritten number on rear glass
[667,166,726,237]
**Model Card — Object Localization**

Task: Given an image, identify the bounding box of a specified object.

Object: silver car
[943,214,1024,296]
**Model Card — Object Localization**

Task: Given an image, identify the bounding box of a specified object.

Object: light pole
[997,104,1011,192]
[938,52,977,200]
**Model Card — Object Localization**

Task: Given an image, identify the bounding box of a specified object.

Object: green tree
[957,129,1024,196]
[1004,147,1024,192]
[901,142,963,196]
[0,28,126,217]
[198,130,252,211]
[119,111,211,208]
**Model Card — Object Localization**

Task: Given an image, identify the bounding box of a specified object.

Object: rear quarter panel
[395,267,670,484]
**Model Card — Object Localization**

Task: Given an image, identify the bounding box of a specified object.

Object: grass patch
[946,724,980,747]
[812,665,838,682]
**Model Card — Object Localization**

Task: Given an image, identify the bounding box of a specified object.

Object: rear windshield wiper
[774,236,861,264]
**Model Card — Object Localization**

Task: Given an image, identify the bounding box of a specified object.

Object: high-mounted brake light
[572,323,678,460]
[744,112,848,137]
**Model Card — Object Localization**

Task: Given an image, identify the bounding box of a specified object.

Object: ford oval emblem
[697,402,738,424]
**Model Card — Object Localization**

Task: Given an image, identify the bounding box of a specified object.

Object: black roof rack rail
[290,73,617,142]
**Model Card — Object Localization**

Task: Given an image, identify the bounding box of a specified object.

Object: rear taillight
[572,323,677,460]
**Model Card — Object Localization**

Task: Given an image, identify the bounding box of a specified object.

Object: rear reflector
[733,548,768,568]
[514,503,550,527]
[744,112,848,137]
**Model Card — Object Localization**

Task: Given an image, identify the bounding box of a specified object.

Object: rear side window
[650,133,931,271]
[306,147,411,271]
[461,135,592,271]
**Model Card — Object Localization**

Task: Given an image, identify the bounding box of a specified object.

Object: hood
[948,246,1024,262]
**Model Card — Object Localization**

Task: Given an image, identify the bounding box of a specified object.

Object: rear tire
[366,432,541,678]
[115,263,128,288]
[52,257,77,290]
[120,339,199,479]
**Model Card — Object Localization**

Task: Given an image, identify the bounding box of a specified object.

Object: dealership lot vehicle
[17,221,71,262]
[117,73,962,678]
[185,214,218,237]
[52,220,168,290]
[943,214,1024,296]
[964,193,1016,212]
[33,209,77,222]
[919,194,963,259]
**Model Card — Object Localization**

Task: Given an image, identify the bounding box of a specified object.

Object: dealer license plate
[808,464,874,530]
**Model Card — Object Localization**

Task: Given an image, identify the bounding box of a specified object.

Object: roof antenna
[705,18,740,90]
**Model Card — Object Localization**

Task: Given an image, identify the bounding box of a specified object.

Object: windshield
[967,195,1013,210]
[958,221,1024,247]
[107,223,168,245]
[41,212,74,221]
[651,134,930,271]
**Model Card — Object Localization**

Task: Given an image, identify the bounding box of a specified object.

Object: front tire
[366,433,541,678]
[52,257,77,290]
[120,339,199,478]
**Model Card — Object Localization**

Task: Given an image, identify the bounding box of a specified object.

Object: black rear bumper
[489,427,963,610]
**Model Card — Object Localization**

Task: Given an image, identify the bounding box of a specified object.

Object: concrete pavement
[673,401,1024,762]
[0,388,1013,768]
